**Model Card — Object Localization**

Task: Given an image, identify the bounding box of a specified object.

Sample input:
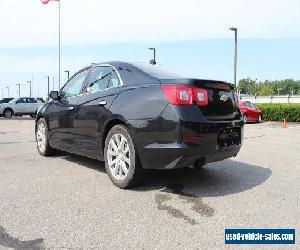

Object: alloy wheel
[107,133,130,180]
[4,110,12,118]
[36,122,46,153]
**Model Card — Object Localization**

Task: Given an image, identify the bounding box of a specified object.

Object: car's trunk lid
[160,78,240,121]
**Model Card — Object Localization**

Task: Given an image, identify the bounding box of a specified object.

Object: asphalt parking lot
[0,118,299,249]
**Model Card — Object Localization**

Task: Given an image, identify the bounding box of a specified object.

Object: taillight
[161,85,208,106]
[193,88,208,106]
[161,86,193,105]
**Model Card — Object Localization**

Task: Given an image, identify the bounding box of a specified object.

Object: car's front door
[75,66,122,154]
[47,69,90,149]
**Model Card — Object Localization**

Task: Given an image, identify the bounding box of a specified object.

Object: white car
[0,97,44,118]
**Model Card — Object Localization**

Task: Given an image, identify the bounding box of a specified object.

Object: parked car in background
[0,98,14,117]
[239,101,262,123]
[35,61,244,188]
[37,98,45,103]
[0,98,14,104]
[0,97,44,118]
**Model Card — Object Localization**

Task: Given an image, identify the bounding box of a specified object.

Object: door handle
[99,100,107,106]
[67,107,74,111]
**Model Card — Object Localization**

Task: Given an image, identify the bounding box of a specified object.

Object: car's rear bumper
[139,124,243,169]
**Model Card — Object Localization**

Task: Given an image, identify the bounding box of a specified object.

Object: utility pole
[6,87,10,97]
[64,70,70,81]
[229,27,238,87]
[16,84,21,97]
[148,48,157,65]
[46,76,50,99]
[27,81,32,97]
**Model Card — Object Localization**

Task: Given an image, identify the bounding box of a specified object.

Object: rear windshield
[131,62,191,79]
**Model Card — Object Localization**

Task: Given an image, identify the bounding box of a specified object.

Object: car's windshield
[247,102,256,108]
[131,62,191,79]
[0,98,13,103]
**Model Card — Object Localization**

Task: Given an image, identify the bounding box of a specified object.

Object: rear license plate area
[217,127,241,148]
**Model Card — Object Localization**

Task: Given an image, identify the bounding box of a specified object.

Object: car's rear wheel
[104,125,142,188]
[36,118,53,156]
[3,108,13,118]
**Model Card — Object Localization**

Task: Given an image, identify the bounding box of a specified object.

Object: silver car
[0,97,44,118]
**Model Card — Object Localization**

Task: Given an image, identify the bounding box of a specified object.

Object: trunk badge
[220,95,229,102]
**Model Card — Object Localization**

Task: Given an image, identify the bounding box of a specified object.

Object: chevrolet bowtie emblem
[220,95,229,102]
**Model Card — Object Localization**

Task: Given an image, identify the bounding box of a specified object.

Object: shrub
[255,103,300,122]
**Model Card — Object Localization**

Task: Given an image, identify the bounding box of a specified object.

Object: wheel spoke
[108,149,118,156]
[111,138,118,151]
[120,161,128,175]
[119,137,126,150]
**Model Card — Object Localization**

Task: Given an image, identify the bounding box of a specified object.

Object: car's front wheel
[257,115,262,123]
[36,118,53,156]
[104,125,142,188]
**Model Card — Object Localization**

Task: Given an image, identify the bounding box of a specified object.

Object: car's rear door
[27,98,39,113]
[75,65,122,154]
[14,98,26,113]
[47,69,90,149]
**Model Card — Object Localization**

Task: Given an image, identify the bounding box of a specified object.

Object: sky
[0,0,300,98]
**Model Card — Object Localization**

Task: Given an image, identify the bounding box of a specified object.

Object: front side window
[61,70,89,98]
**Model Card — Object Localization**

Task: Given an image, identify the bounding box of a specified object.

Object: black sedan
[35,61,244,188]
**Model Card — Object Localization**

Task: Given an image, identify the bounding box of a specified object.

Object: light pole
[41,0,61,89]
[52,77,55,91]
[16,84,21,97]
[1,88,3,99]
[27,81,32,97]
[64,70,70,81]
[6,87,10,97]
[148,48,157,65]
[229,27,238,87]
[45,76,50,99]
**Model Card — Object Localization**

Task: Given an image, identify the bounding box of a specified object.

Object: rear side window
[28,98,37,103]
[87,66,121,93]
[107,71,120,88]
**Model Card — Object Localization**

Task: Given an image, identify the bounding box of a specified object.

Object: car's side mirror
[50,91,59,100]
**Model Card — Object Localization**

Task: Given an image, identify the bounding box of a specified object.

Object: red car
[239,101,262,123]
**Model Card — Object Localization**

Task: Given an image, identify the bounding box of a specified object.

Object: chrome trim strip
[64,64,124,99]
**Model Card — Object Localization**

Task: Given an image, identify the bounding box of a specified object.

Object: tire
[104,124,142,188]
[257,115,262,123]
[3,108,13,118]
[36,118,54,156]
